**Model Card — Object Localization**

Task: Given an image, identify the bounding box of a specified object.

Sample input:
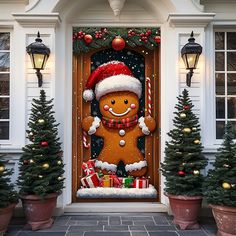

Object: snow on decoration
[95,160,117,172]
[125,160,147,172]
[88,116,101,135]
[138,117,150,135]
[77,185,157,198]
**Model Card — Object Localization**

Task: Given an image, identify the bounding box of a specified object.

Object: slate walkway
[6,213,217,236]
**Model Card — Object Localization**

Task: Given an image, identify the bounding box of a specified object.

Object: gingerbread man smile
[108,107,131,117]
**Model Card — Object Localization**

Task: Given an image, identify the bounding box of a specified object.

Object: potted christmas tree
[161,89,207,230]
[0,153,18,235]
[17,90,65,230]
[204,123,236,236]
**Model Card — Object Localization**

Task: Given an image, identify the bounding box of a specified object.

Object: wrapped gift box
[133,177,149,188]
[82,159,95,176]
[81,173,100,188]
[100,175,113,187]
[119,176,134,188]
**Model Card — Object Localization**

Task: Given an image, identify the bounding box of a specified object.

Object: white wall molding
[168,13,215,27]
[12,13,61,28]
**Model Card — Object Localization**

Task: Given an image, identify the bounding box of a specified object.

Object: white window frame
[214,28,236,144]
[0,30,11,144]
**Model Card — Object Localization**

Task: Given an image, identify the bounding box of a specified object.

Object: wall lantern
[181,31,202,87]
[26,31,50,87]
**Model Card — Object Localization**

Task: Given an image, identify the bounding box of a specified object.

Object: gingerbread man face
[99,91,139,119]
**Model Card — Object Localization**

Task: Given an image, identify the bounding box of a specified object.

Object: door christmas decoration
[82,61,156,177]
[78,61,157,198]
[73,27,160,54]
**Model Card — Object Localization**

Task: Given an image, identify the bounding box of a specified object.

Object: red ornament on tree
[40,141,48,147]
[112,36,125,51]
[84,34,93,44]
[154,36,161,43]
[184,105,190,110]
[178,170,185,176]
[23,160,29,165]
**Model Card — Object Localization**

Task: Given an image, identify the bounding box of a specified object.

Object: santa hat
[83,61,142,101]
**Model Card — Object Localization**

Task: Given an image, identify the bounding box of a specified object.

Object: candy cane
[146,77,152,116]
[83,131,90,149]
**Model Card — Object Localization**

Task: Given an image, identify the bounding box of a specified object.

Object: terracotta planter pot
[166,193,202,230]
[210,204,236,236]
[0,203,16,236]
[20,193,58,231]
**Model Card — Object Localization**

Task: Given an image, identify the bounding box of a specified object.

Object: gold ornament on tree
[180,113,186,118]
[193,170,200,175]
[58,176,63,180]
[29,159,34,163]
[42,163,49,169]
[194,139,200,144]
[222,182,231,189]
[192,127,197,131]
[183,128,191,134]
[223,164,230,168]
[0,165,5,172]
[38,119,45,124]
[38,175,43,178]
[57,160,62,165]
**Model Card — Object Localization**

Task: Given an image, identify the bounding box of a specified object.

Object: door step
[64,202,167,213]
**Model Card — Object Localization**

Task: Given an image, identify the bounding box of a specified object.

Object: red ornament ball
[154,36,161,43]
[178,170,185,176]
[23,160,29,165]
[40,141,48,147]
[112,36,125,51]
[84,34,93,44]
[184,105,190,110]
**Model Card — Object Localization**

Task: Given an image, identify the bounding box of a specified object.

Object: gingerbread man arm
[136,116,156,137]
[82,116,107,137]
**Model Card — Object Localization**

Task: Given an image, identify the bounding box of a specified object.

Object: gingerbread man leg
[123,151,148,177]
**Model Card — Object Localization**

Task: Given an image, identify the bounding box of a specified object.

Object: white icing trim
[88,116,101,135]
[95,160,117,172]
[95,74,142,100]
[138,117,150,135]
[125,160,147,172]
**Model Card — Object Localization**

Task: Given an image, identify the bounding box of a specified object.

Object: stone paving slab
[5,213,217,236]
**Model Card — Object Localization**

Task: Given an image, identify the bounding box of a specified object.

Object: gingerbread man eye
[124,99,128,104]
[111,99,115,105]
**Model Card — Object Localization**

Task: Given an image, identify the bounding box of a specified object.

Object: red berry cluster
[95,28,107,39]
[128,29,136,37]
[140,29,152,43]
[77,31,86,39]
[73,31,85,41]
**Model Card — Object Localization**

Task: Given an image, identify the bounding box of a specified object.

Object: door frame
[72,46,160,202]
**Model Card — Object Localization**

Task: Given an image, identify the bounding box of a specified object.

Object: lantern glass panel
[33,54,46,70]
[186,53,198,69]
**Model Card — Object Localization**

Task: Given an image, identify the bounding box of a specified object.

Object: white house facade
[0,0,236,214]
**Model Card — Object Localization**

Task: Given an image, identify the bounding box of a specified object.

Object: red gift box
[82,159,95,176]
[133,177,149,188]
[81,173,100,188]
[110,174,122,188]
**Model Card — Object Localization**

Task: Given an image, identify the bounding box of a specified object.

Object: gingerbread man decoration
[82,61,156,177]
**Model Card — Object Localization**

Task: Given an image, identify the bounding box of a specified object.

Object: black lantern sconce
[181,31,202,87]
[26,32,50,87]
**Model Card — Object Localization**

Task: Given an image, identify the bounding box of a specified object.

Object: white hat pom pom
[83,89,94,101]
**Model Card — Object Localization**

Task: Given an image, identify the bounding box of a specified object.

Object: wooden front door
[72,47,160,202]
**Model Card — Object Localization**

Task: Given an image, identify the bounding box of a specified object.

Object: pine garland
[73,27,160,54]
